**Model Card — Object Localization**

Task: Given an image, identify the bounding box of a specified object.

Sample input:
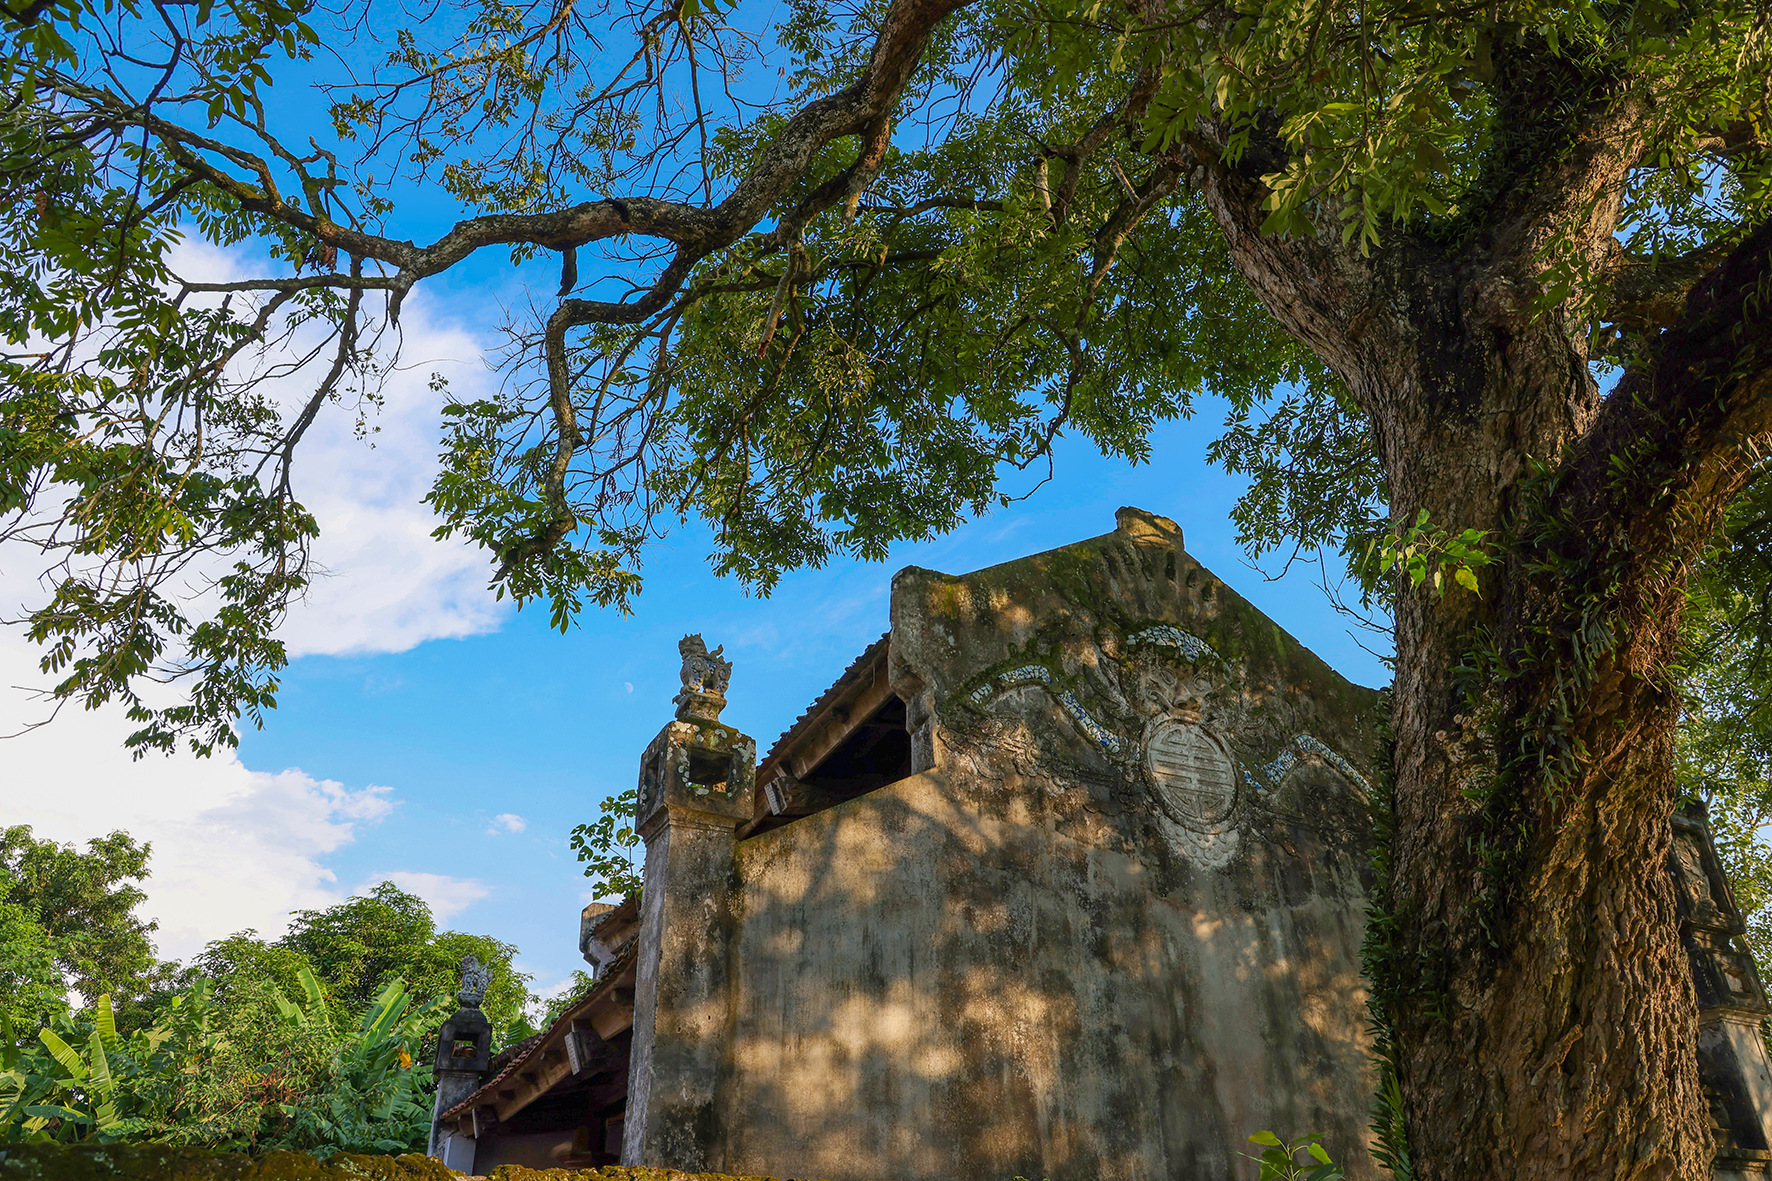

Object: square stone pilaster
[622,636,755,1172]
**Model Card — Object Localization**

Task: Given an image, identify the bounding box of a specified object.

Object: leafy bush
[0,967,441,1157]
[1244,1131,1344,1181]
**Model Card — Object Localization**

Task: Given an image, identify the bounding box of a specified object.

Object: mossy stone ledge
[0,1146,806,1181]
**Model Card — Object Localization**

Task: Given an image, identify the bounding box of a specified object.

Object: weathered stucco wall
[712,509,1383,1181]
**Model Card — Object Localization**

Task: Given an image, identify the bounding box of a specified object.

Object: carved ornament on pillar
[673,634,733,723]
[433,955,493,1075]
[1671,801,1772,1174]
[456,954,492,1008]
[637,636,755,834]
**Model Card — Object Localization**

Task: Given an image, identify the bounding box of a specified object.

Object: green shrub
[0,967,441,1157]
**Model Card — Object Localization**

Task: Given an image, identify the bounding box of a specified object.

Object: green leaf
[22,1104,89,1123]
[1454,566,1480,593]
[86,1031,112,1095]
[94,996,116,1048]
[37,1031,86,1081]
[297,964,328,1023]
[1249,1130,1283,1147]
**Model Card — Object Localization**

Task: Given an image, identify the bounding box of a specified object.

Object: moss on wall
[0,1147,804,1181]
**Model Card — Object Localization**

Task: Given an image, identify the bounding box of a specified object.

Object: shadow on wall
[716,764,1373,1181]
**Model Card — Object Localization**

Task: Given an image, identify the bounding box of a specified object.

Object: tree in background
[1679,473,1772,962]
[4,0,1772,1175]
[0,900,65,1032]
[537,970,599,1031]
[190,932,322,1006]
[0,833,536,1053]
[0,828,170,1009]
[0,854,538,1153]
[275,882,534,1045]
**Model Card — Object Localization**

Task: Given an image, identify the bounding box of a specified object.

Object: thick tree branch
[1553,215,1772,602]
[71,0,971,293]
[1601,238,1733,333]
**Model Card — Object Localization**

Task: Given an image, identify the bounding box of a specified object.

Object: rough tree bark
[1181,53,1772,1181]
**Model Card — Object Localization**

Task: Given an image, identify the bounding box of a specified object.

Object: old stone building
[428,507,1772,1180]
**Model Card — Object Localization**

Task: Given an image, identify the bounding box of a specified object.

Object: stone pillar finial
[428,955,495,1169]
[456,954,491,1008]
[673,633,732,722]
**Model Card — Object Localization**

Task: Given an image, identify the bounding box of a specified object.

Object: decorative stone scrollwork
[1126,624,1218,662]
[1245,733,1373,797]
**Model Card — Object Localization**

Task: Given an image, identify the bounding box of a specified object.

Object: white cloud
[355,871,489,924]
[165,239,513,659]
[0,240,517,964]
[487,813,526,835]
[0,636,392,961]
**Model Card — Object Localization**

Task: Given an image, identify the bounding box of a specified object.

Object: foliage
[537,971,598,1031]
[0,971,439,1157]
[1243,1131,1344,1181]
[1358,510,1494,601]
[569,789,643,902]
[190,934,322,1008]
[1357,696,1415,1181]
[1679,471,1772,963]
[273,882,533,1047]
[0,827,168,1009]
[0,902,67,1034]
[250,970,442,1156]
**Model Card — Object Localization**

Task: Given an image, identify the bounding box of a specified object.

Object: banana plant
[270,966,330,1031]
[262,972,445,1157]
[0,996,161,1142]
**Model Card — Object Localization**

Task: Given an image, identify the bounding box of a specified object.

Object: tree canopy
[271,881,534,1044]
[0,826,168,1008]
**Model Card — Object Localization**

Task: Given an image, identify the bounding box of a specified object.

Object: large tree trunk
[1188,143,1772,1179]
[1376,289,1708,1181]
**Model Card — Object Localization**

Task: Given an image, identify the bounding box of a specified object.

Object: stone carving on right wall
[942,617,1374,872]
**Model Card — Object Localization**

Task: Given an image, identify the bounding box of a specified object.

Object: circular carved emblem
[1143,719,1238,829]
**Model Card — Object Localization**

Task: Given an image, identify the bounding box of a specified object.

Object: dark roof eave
[438,941,637,1122]
[758,632,890,776]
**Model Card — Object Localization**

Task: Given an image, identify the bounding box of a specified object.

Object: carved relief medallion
[1143,719,1238,829]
